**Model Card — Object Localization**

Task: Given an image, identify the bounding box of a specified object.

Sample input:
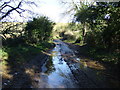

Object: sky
[2,0,73,23]
[2,0,118,22]
[36,0,95,23]
[2,0,82,23]
[32,0,72,23]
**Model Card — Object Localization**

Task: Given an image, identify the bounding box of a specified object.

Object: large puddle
[33,40,79,88]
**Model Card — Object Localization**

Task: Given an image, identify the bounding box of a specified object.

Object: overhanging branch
[0,0,22,21]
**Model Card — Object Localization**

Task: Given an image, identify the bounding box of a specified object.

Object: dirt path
[2,40,120,88]
[2,48,52,88]
[66,42,120,88]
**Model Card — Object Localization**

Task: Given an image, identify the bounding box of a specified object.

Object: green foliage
[75,3,96,23]
[2,44,44,65]
[45,56,55,74]
[87,47,120,64]
[1,22,26,39]
[73,2,120,64]
[0,48,8,64]
[3,36,26,47]
[1,16,54,66]
[25,16,55,44]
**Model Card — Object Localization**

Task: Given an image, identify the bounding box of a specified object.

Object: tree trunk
[82,22,87,43]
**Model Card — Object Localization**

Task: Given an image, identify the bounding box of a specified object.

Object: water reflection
[44,56,55,75]
[34,42,79,88]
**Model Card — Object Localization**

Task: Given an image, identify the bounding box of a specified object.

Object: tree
[74,3,89,41]
[0,0,41,44]
[74,2,120,50]
[25,16,55,44]
[60,1,93,42]
[0,22,26,39]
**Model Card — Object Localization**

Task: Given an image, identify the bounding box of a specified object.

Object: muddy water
[32,40,119,88]
[33,40,79,88]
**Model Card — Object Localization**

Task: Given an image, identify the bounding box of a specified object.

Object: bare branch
[25,1,38,7]
[0,4,15,12]
[0,0,22,20]
[0,0,40,21]
[0,0,11,7]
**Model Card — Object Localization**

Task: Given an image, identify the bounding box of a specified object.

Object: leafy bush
[25,16,55,44]
[3,36,26,47]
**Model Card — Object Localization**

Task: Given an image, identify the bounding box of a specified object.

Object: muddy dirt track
[2,40,120,88]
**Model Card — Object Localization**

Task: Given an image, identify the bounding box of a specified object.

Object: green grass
[1,43,46,66]
[0,48,9,65]
[87,47,120,65]
[0,49,8,60]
